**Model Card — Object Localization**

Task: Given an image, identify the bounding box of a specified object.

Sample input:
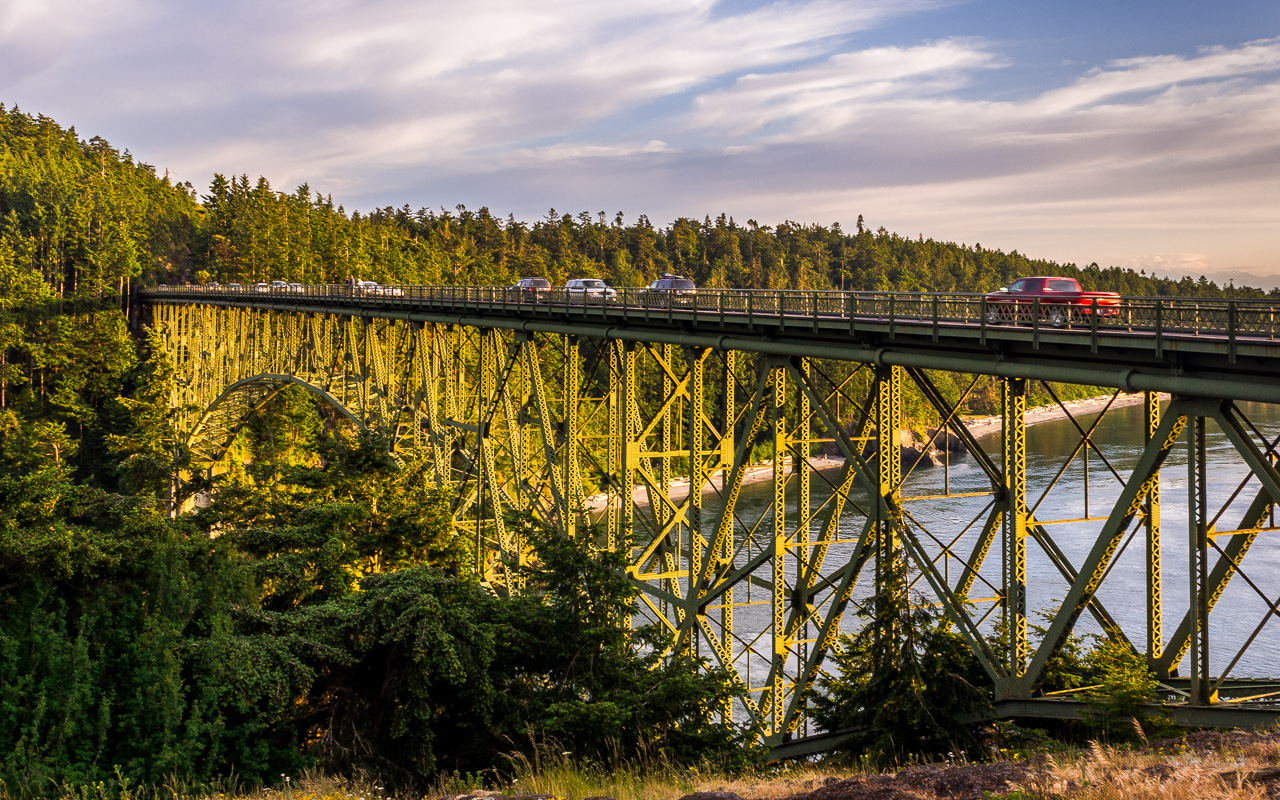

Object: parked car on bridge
[984,276,1120,326]
[353,280,380,295]
[565,278,616,303]
[640,274,697,306]
[268,280,289,291]
[509,277,552,303]
[228,282,243,289]
[288,283,304,293]
[252,282,269,292]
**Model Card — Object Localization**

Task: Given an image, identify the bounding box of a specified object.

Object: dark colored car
[984,276,1120,325]
[641,274,697,306]
[509,277,552,302]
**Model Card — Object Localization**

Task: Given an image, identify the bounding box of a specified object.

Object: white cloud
[3,2,1278,274]
[1034,37,1280,112]
[0,0,139,83]
[691,39,1003,135]
[5,0,944,203]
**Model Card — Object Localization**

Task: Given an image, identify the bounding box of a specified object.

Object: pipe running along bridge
[144,283,1280,751]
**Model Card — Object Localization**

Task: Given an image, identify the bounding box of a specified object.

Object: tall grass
[10,732,1279,800]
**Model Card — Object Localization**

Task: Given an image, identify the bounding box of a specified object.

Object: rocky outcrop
[926,426,967,455]
[825,426,970,468]
[861,429,943,471]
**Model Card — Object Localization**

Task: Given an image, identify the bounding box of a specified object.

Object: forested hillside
[194,175,1266,298]
[0,106,1263,793]
[0,105,750,795]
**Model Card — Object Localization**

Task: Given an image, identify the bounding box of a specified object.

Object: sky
[3,0,1280,282]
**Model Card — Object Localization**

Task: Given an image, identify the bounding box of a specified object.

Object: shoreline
[962,390,1163,440]
[583,391,1160,511]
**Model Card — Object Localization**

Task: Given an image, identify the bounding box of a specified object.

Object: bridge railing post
[1090,298,1100,353]
[1229,300,1239,363]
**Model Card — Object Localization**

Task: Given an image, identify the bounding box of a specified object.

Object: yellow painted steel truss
[154,302,1280,740]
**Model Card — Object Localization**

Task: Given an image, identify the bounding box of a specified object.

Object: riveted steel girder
[149,299,1280,742]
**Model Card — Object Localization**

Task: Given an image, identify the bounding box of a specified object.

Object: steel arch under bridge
[146,284,1280,748]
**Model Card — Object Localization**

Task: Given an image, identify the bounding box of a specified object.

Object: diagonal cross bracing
[149,295,1280,738]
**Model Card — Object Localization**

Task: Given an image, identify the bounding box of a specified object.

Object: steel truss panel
[150,300,1280,743]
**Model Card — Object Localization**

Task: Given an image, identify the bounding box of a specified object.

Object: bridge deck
[146,285,1280,741]
[147,284,1280,403]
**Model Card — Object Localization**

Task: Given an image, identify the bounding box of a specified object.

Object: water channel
[631,399,1280,693]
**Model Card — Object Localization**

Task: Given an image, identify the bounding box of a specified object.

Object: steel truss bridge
[145,284,1280,749]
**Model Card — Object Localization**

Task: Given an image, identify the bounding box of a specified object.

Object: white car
[353,280,379,295]
[253,282,269,292]
[268,280,289,291]
[288,283,304,293]
[565,278,617,303]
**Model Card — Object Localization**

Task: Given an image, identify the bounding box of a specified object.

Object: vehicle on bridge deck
[640,273,697,306]
[984,276,1120,326]
[509,276,552,302]
[564,277,617,303]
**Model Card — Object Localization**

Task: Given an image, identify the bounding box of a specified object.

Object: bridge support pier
[1145,392,1163,666]
[1188,412,1213,705]
[1002,377,1029,695]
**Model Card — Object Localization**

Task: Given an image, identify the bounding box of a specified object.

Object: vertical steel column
[444,325,460,429]
[478,329,499,577]
[1145,392,1163,663]
[562,336,580,538]
[622,342,639,621]
[797,358,812,559]
[771,364,788,736]
[1188,413,1211,705]
[511,335,530,508]
[875,365,902,643]
[607,340,623,552]
[660,342,674,515]
[659,344,675,621]
[720,350,736,722]
[796,358,811,735]
[1002,377,1029,683]
[687,348,707,631]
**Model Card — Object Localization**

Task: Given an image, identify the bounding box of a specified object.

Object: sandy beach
[582,391,1162,511]
[962,390,1164,440]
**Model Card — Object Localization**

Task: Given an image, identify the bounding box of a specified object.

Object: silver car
[565,278,617,303]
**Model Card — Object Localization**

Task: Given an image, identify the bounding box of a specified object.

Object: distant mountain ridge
[1147,268,1280,293]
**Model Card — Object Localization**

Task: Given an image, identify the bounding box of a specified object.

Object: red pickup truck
[984,277,1120,325]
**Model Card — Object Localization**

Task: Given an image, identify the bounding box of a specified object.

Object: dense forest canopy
[194,177,1270,298]
[0,106,1268,792]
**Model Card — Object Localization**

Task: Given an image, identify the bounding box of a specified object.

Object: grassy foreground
[135,729,1278,800]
